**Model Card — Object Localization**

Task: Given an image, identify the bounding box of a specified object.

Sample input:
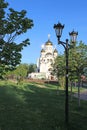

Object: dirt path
[74,90,87,101]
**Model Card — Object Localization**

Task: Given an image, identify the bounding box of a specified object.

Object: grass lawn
[0,80,87,130]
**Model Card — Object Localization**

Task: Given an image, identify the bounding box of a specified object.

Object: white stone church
[28,36,58,80]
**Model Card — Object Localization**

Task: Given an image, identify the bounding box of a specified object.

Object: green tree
[5,63,37,80]
[52,54,65,88]
[69,41,87,82]
[69,41,87,106]
[0,0,33,78]
[53,41,87,90]
[28,64,37,74]
[14,64,29,78]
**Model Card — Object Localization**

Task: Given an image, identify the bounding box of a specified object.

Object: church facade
[28,37,58,80]
[37,38,58,80]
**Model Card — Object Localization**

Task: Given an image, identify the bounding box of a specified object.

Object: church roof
[45,40,53,46]
[41,49,45,53]
[53,49,58,53]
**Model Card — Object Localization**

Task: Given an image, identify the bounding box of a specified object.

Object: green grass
[0,80,87,130]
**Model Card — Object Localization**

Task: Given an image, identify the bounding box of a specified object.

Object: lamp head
[69,30,78,43]
[54,22,64,41]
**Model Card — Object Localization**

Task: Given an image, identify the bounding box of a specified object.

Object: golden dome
[45,40,53,46]
[41,49,45,53]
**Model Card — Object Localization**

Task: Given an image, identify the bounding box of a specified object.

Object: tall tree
[53,41,87,90]
[0,0,33,77]
[69,41,87,106]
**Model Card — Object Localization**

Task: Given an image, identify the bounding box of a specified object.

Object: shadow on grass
[0,81,87,130]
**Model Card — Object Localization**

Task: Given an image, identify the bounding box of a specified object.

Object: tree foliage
[69,41,87,81]
[53,55,65,78]
[5,63,37,79]
[28,64,37,74]
[52,54,65,88]
[53,41,87,86]
[0,0,34,77]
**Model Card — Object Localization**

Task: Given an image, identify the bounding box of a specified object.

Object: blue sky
[7,0,87,64]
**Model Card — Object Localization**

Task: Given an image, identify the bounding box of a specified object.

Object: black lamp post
[53,22,78,124]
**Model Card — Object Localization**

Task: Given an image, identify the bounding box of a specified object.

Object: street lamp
[53,22,78,124]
